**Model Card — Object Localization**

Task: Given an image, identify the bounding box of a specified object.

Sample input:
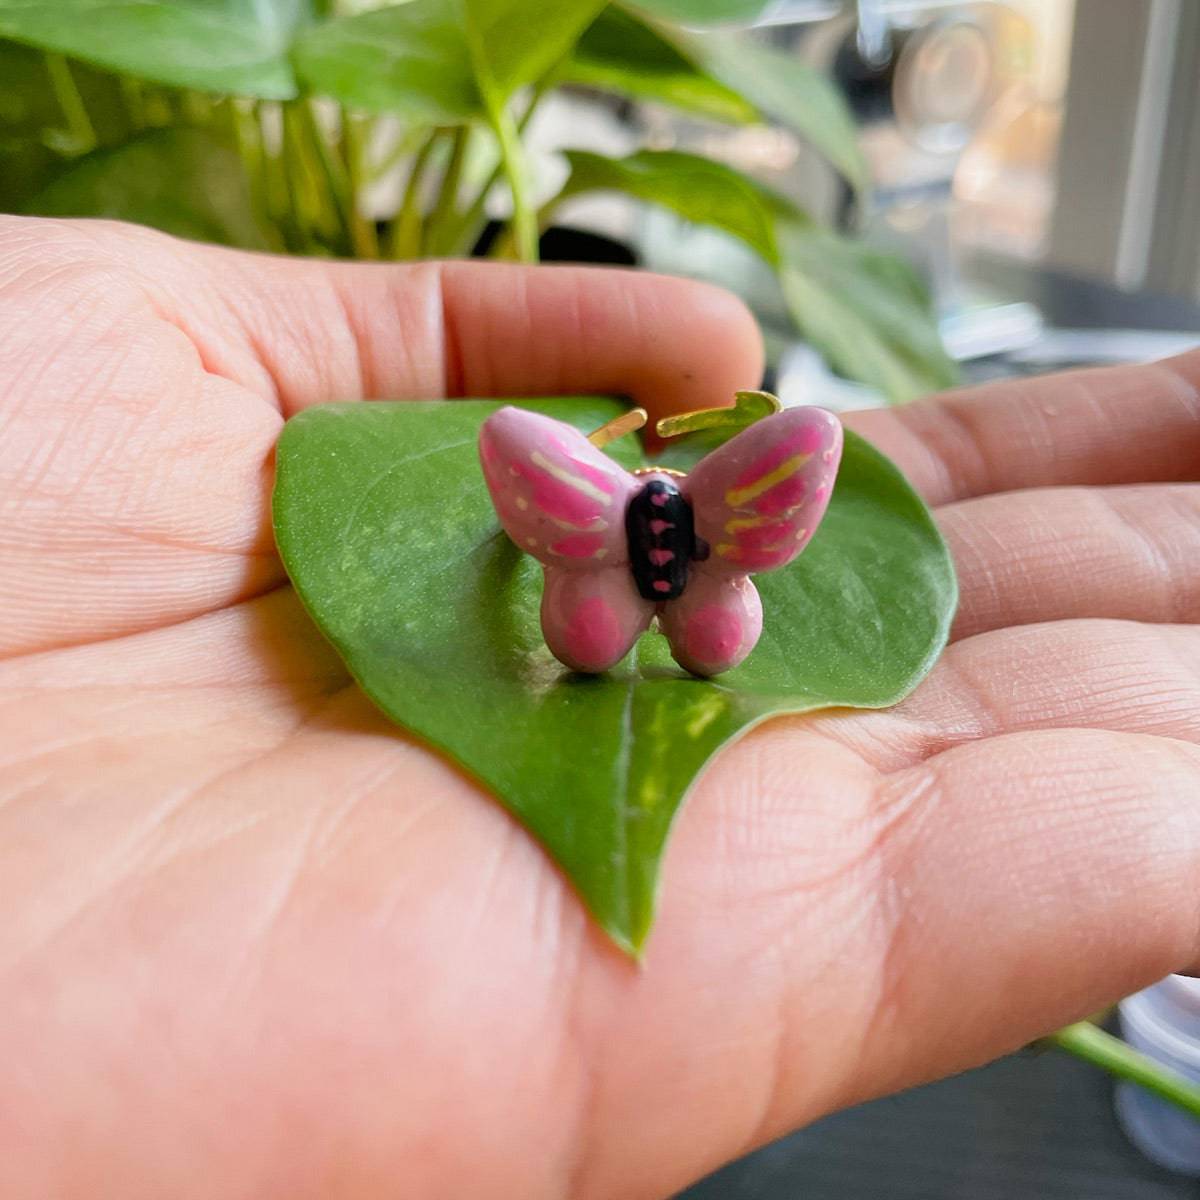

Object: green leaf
[293,0,602,119]
[553,148,956,402]
[462,0,605,100]
[24,127,274,249]
[627,0,771,24]
[0,1,313,98]
[0,40,66,208]
[777,223,960,403]
[683,32,870,195]
[0,38,69,135]
[292,3,475,121]
[273,397,956,953]
[655,387,779,437]
[559,147,801,262]
[564,6,757,124]
[0,39,152,210]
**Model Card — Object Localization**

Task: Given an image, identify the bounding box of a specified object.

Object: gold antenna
[587,407,648,448]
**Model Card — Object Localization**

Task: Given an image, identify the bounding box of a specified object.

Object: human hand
[2,216,1198,1199]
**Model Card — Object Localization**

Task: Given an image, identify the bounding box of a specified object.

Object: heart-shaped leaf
[293,0,603,120]
[777,224,960,402]
[564,7,758,125]
[0,0,314,98]
[553,149,958,402]
[273,398,956,953]
[558,147,799,263]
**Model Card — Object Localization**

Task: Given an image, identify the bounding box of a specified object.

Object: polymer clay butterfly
[478,403,843,676]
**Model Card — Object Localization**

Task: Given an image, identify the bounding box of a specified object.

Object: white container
[1116,975,1200,1175]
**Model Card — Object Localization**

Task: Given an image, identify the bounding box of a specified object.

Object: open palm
[3,216,1198,1200]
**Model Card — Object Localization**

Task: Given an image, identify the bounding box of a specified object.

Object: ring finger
[939,482,1200,640]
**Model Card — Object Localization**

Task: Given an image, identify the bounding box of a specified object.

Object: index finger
[177,244,765,420]
[845,350,1200,505]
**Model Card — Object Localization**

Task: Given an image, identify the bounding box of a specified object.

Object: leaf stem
[257,101,304,254]
[119,76,146,132]
[423,124,470,256]
[489,101,536,262]
[281,101,320,250]
[1046,1022,1200,1120]
[282,99,347,253]
[225,98,284,253]
[446,82,548,258]
[294,97,356,256]
[340,107,380,259]
[182,89,213,126]
[44,52,95,151]
[387,130,440,259]
[366,124,427,184]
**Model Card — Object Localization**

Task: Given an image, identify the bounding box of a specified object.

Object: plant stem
[387,130,440,259]
[44,52,96,151]
[282,99,343,254]
[257,101,304,254]
[1046,1022,1200,1119]
[367,124,428,184]
[119,76,146,132]
[182,89,213,126]
[445,82,548,258]
[340,107,380,260]
[488,101,536,262]
[226,98,284,253]
[423,124,470,256]
[294,98,356,256]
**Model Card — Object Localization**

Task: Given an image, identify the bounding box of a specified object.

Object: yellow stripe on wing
[724,453,811,508]
[530,450,612,504]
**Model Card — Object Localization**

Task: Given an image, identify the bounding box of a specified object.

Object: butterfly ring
[478,399,843,676]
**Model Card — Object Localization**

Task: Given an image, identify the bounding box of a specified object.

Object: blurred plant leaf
[778,223,960,402]
[0,0,313,98]
[293,3,475,122]
[555,147,956,401]
[559,147,801,261]
[564,6,756,124]
[683,32,869,195]
[0,40,65,208]
[626,0,772,24]
[294,0,603,119]
[273,397,955,952]
[462,0,605,100]
[0,38,68,134]
[24,127,275,249]
[0,39,146,211]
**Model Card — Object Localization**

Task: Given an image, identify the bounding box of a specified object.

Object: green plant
[0,0,958,401]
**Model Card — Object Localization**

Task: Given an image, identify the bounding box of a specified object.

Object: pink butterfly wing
[479,406,636,569]
[541,566,654,673]
[682,406,843,579]
[658,567,762,676]
[480,406,651,672]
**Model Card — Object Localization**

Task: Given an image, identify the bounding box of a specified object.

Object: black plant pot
[473,220,638,267]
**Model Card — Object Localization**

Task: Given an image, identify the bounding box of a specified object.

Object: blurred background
[546,0,1200,409]
[4,0,1200,1194]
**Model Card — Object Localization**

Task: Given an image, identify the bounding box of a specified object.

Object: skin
[2,214,1200,1199]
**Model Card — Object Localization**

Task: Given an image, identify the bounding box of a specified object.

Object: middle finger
[939,483,1200,640]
